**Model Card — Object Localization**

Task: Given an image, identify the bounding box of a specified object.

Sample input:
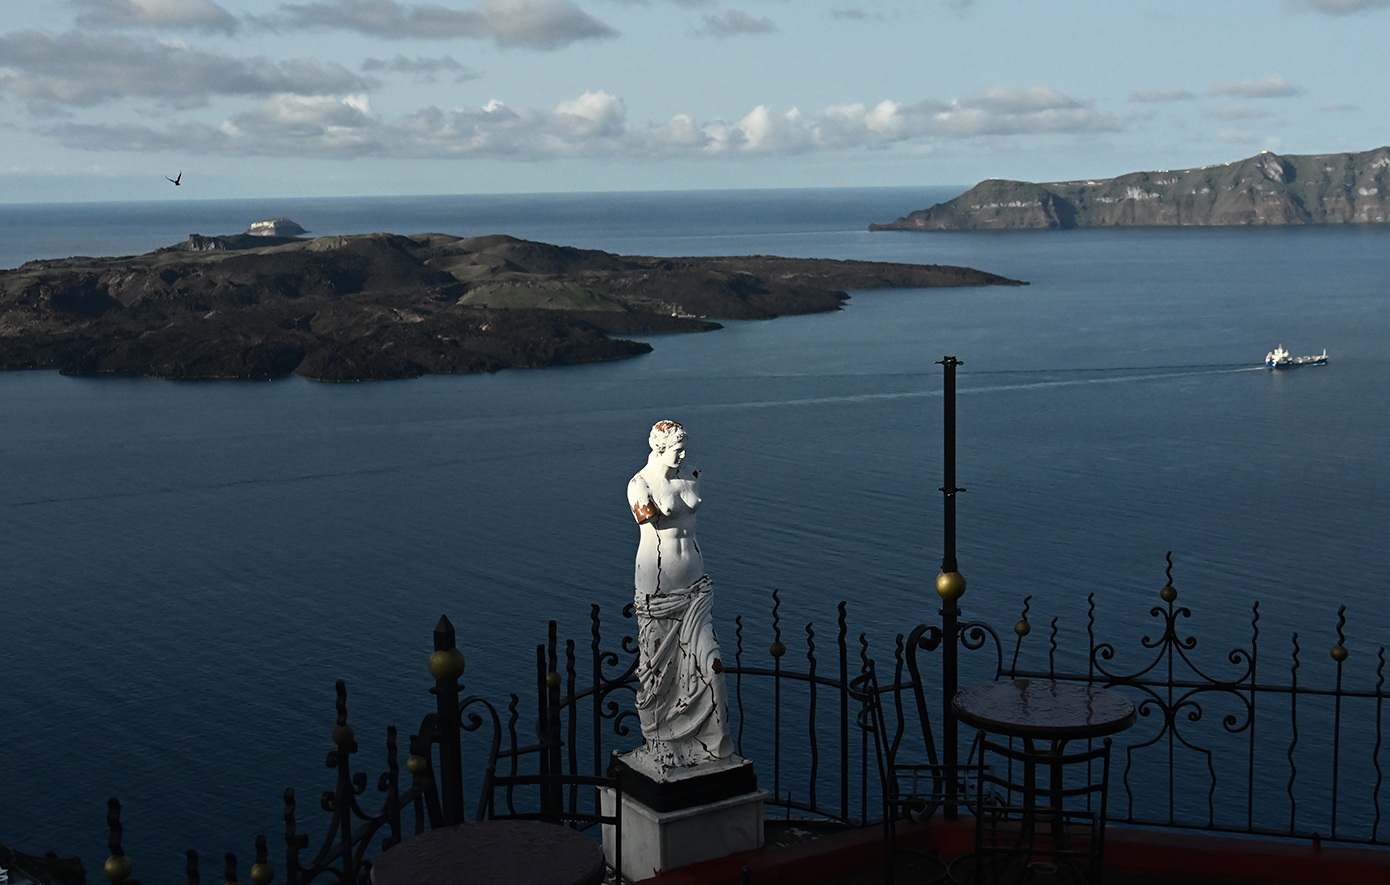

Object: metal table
[370,820,605,885]
[952,679,1136,882]
[952,678,1137,745]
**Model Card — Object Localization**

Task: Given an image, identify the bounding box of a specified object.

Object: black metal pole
[941,356,958,577]
[430,615,466,824]
[935,355,966,818]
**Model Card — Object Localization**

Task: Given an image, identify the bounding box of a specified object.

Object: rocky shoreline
[0,231,1025,382]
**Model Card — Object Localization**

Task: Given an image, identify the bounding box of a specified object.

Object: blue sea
[3,188,1389,877]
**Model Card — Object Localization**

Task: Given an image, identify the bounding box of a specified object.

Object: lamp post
[935,355,967,818]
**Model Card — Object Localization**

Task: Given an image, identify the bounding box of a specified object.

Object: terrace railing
[415,589,885,829]
[88,554,1390,885]
[925,553,1390,847]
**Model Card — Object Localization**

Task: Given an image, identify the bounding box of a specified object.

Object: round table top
[953,678,1136,740]
[371,820,605,885]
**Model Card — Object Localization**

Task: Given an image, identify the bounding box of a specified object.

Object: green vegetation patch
[458,280,628,312]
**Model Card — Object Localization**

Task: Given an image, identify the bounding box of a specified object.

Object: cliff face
[0,231,1024,382]
[870,147,1390,231]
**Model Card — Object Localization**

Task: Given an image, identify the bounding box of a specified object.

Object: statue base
[608,751,758,813]
[602,751,764,875]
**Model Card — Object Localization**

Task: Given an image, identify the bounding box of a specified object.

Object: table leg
[1017,738,1068,876]
[1049,740,1069,853]
[1018,738,1035,852]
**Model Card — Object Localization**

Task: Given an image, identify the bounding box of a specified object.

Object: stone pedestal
[601,754,765,878]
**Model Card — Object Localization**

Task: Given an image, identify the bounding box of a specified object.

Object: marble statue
[625,420,733,772]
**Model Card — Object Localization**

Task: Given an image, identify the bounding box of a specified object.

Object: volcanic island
[0,228,1024,382]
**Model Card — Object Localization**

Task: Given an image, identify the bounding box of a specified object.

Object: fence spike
[249,835,274,885]
[104,798,134,885]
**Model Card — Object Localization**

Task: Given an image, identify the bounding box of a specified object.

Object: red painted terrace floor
[635,817,1390,885]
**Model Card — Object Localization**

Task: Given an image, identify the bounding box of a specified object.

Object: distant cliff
[870,147,1390,231]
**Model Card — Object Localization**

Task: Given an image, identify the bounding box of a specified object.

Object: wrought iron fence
[415,589,884,829]
[928,553,1390,847]
[85,557,1390,885]
[98,676,429,885]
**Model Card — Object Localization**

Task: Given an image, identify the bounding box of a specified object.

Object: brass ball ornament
[331,724,355,747]
[1014,619,1031,637]
[769,640,786,658]
[1331,644,1349,663]
[250,862,275,885]
[545,671,561,688]
[407,754,428,775]
[1160,584,1177,603]
[936,571,966,600]
[428,648,466,682]
[104,856,133,882]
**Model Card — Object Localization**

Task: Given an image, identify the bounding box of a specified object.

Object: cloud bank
[0,31,365,108]
[267,0,618,49]
[71,0,241,34]
[42,85,1123,159]
[1129,88,1194,103]
[361,54,480,82]
[696,10,777,36]
[1211,76,1299,98]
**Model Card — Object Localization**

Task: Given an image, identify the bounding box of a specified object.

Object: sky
[1,0,1388,202]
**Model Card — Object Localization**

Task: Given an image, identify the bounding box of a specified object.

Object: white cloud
[1211,76,1299,98]
[72,0,241,32]
[0,31,366,108]
[554,90,626,137]
[1287,0,1390,12]
[42,85,1126,160]
[361,55,480,82]
[957,85,1082,115]
[1320,100,1359,111]
[910,87,1120,138]
[267,0,618,49]
[1129,88,1195,103]
[696,10,777,37]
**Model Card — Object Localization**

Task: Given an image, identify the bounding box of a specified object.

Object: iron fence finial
[249,835,274,885]
[104,798,134,884]
[1331,606,1349,662]
[1160,551,1177,603]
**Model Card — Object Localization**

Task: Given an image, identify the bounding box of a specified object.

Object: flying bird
[166,172,182,186]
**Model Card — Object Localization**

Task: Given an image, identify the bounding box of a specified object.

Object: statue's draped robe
[633,576,733,765]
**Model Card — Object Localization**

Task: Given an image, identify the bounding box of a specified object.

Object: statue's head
[648,420,687,454]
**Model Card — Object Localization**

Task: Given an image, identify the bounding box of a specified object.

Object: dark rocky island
[870,146,1390,231]
[0,231,1024,381]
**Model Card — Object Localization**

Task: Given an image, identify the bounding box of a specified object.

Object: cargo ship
[1265,345,1328,369]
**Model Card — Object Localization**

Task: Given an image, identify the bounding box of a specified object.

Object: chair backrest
[851,639,950,824]
[850,657,893,791]
[901,624,942,772]
[851,629,942,763]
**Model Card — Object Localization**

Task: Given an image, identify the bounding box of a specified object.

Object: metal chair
[484,769,624,885]
[972,732,1112,885]
[852,636,966,885]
